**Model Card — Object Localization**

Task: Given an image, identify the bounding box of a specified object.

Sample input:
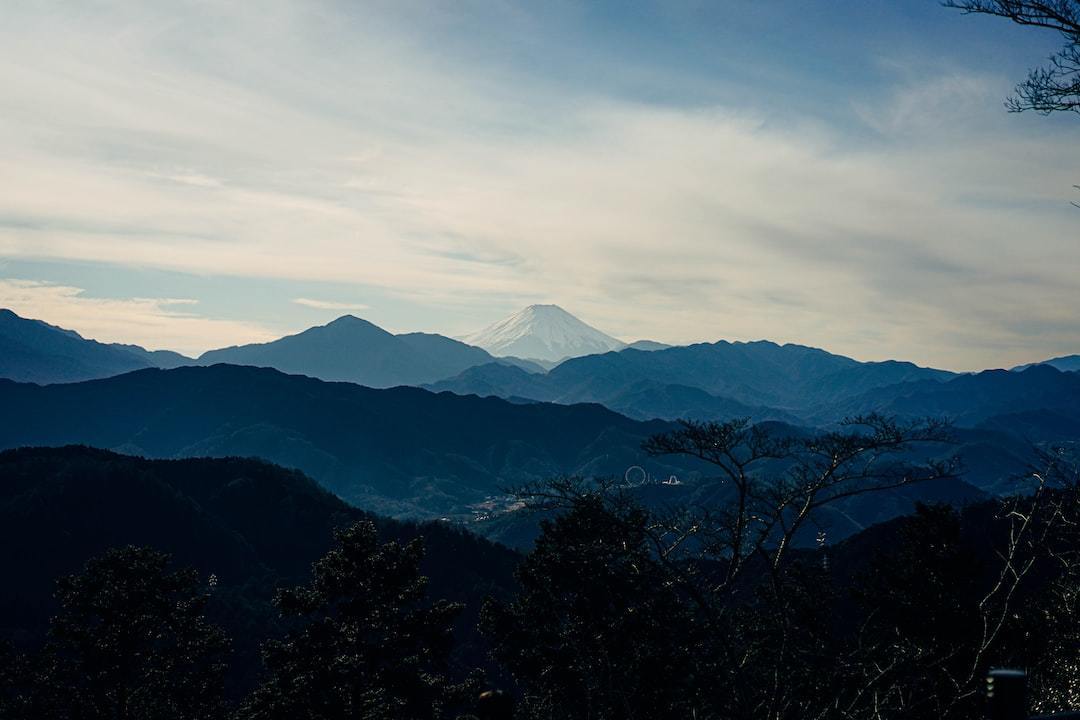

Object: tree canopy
[237,521,480,720]
[946,1,1080,114]
[33,547,227,720]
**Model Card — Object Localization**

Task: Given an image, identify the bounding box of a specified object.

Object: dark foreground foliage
[0,445,520,696]
[2,547,229,720]
[1,436,1079,719]
[479,419,1080,720]
[0,524,491,720]
[479,492,1080,719]
[237,521,477,720]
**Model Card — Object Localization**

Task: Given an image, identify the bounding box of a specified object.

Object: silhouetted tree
[486,416,974,719]
[945,2,1080,205]
[0,640,33,719]
[473,689,515,720]
[1016,448,1080,713]
[836,504,989,719]
[945,1,1080,114]
[641,414,958,593]
[237,520,478,720]
[38,546,230,720]
[482,493,708,719]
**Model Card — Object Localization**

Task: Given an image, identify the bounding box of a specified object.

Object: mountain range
[198,314,534,388]
[0,308,191,383]
[4,305,1075,404]
[3,361,1075,545]
[1012,354,1080,373]
[0,308,554,388]
[0,363,687,518]
[4,304,1079,433]
[428,340,958,424]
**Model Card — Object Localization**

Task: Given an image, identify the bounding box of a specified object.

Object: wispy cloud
[0,279,276,355]
[148,172,224,188]
[293,297,371,311]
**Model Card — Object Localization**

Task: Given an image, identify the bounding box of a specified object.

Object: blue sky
[1,0,1077,369]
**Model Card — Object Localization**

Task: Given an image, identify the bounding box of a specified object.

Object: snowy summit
[463,304,626,363]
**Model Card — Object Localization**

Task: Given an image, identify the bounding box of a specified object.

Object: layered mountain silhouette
[0,364,1042,539]
[0,364,685,517]
[430,344,1080,436]
[1012,354,1080,373]
[0,306,970,426]
[7,305,1080,442]
[197,315,511,388]
[0,309,550,388]
[110,342,196,369]
[0,308,192,384]
[625,339,671,351]
[463,304,626,363]
[429,340,956,423]
[848,365,1080,434]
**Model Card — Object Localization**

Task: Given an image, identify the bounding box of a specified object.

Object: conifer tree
[238,520,477,720]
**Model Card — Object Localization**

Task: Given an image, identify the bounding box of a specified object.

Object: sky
[1,0,1077,370]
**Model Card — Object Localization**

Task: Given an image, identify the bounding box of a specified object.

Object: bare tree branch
[944,1,1080,114]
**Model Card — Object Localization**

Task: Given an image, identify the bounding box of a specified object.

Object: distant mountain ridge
[0,308,192,384]
[1012,354,1080,373]
[431,348,1080,434]
[429,340,956,423]
[0,364,687,518]
[858,365,1080,429]
[198,315,505,388]
[626,339,671,352]
[463,304,626,363]
[0,365,1004,547]
[0,309,548,388]
[7,304,1080,435]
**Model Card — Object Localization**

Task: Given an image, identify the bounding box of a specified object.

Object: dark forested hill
[0,446,519,695]
[0,364,689,517]
[0,364,1005,538]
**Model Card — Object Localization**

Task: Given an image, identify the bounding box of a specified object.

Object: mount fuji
[463,304,626,363]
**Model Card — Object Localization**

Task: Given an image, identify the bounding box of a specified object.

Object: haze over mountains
[1012,354,1080,373]
[0,362,1020,544]
[2,304,1078,430]
[199,314,508,388]
[428,341,959,424]
[0,364,685,518]
[0,308,190,383]
[2,302,1080,548]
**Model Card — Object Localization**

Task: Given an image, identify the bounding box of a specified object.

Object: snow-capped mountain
[463,304,626,363]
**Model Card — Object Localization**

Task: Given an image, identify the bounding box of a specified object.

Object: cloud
[0,2,1077,370]
[0,279,277,355]
[293,297,371,311]
[150,172,224,188]
[853,71,1002,137]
